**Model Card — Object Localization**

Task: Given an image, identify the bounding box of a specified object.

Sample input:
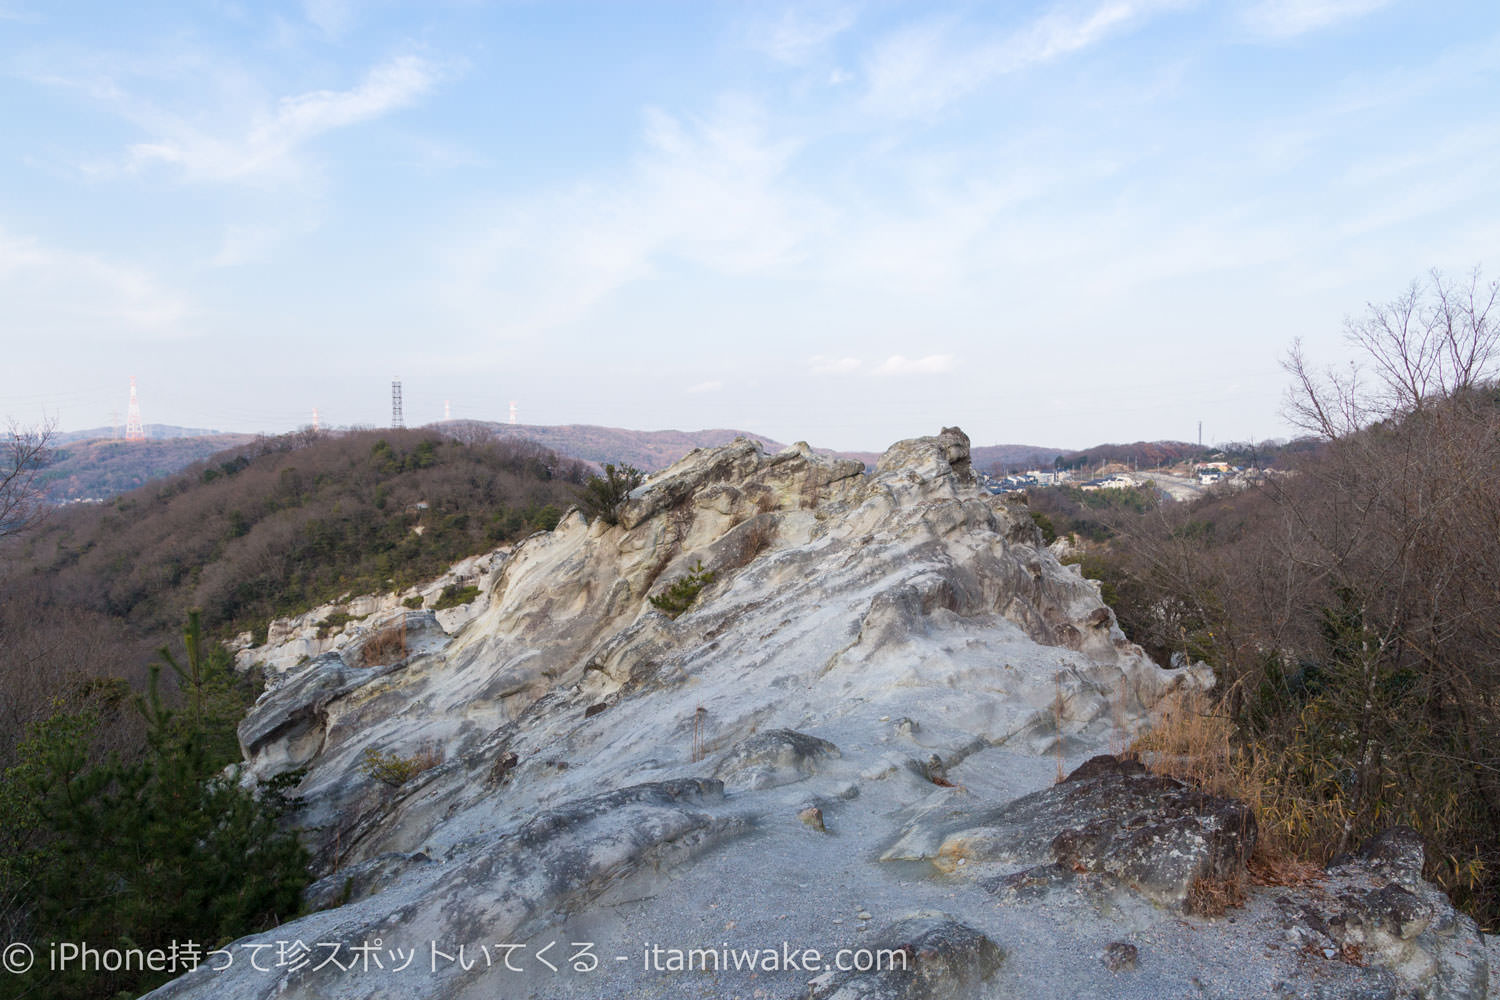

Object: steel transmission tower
[125,377,145,441]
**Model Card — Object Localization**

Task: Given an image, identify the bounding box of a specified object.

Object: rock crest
[140,430,1485,1000]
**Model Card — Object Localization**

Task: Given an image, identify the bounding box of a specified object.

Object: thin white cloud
[0,227,191,336]
[210,224,282,269]
[872,354,954,375]
[444,97,823,337]
[210,216,323,267]
[687,380,723,394]
[126,55,437,184]
[809,355,862,374]
[747,6,857,65]
[862,0,1190,118]
[1241,0,1394,38]
[303,0,355,37]
[442,85,1076,345]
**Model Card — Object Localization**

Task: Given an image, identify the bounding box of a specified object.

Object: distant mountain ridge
[40,434,257,501]
[478,422,1069,475]
[477,422,788,471]
[54,424,233,444]
[38,420,1204,504]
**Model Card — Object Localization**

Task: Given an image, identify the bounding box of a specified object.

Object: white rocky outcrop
[229,550,508,679]
[147,429,1486,1000]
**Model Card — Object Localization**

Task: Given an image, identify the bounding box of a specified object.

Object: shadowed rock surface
[802,913,1005,1000]
[883,754,1256,911]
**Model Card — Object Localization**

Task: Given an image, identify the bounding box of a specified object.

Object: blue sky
[3,0,1497,451]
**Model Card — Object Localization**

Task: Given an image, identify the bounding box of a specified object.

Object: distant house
[1081,474,1136,492]
[983,472,1041,494]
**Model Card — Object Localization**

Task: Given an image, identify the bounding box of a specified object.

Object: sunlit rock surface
[145,429,1486,1000]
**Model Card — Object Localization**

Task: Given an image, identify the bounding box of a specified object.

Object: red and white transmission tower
[125,377,145,441]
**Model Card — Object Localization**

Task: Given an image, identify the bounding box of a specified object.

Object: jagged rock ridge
[145,429,1486,1000]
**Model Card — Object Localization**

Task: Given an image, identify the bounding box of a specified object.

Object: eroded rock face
[1037,756,1255,912]
[1278,830,1490,1000]
[714,728,841,792]
[884,754,1256,912]
[148,430,1487,1000]
[234,553,508,679]
[802,913,1004,1000]
[147,779,746,1000]
[228,431,1187,870]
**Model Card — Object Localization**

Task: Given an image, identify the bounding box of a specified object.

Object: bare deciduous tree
[0,418,55,539]
[1285,269,1500,439]
[1353,267,1500,412]
[1106,268,1500,922]
[442,419,497,447]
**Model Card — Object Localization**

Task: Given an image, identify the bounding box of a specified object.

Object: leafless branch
[0,416,56,539]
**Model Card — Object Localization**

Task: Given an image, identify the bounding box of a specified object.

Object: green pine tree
[2,614,309,1000]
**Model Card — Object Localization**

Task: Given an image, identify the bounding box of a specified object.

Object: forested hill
[39,433,256,501]
[40,423,790,503]
[8,429,590,640]
[0,426,600,990]
[478,421,784,470]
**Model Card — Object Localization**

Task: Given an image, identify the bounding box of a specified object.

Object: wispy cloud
[809,355,862,374]
[209,216,323,267]
[687,380,723,393]
[125,54,439,184]
[1241,0,1394,38]
[25,48,443,187]
[872,354,954,375]
[444,97,822,338]
[0,227,190,335]
[303,0,355,38]
[748,6,857,65]
[862,0,1190,117]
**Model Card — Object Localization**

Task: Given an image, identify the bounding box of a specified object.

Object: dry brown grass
[1113,683,1353,911]
[1246,851,1325,889]
[1132,686,1306,876]
[358,623,408,667]
[1132,687,1478,899]
[1186,869,1248,916]
[1131,687,1238,795]
[1052,683,1066,784]
[738,515,778,565]
[691,706,706,763]
[751,487,779,515]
